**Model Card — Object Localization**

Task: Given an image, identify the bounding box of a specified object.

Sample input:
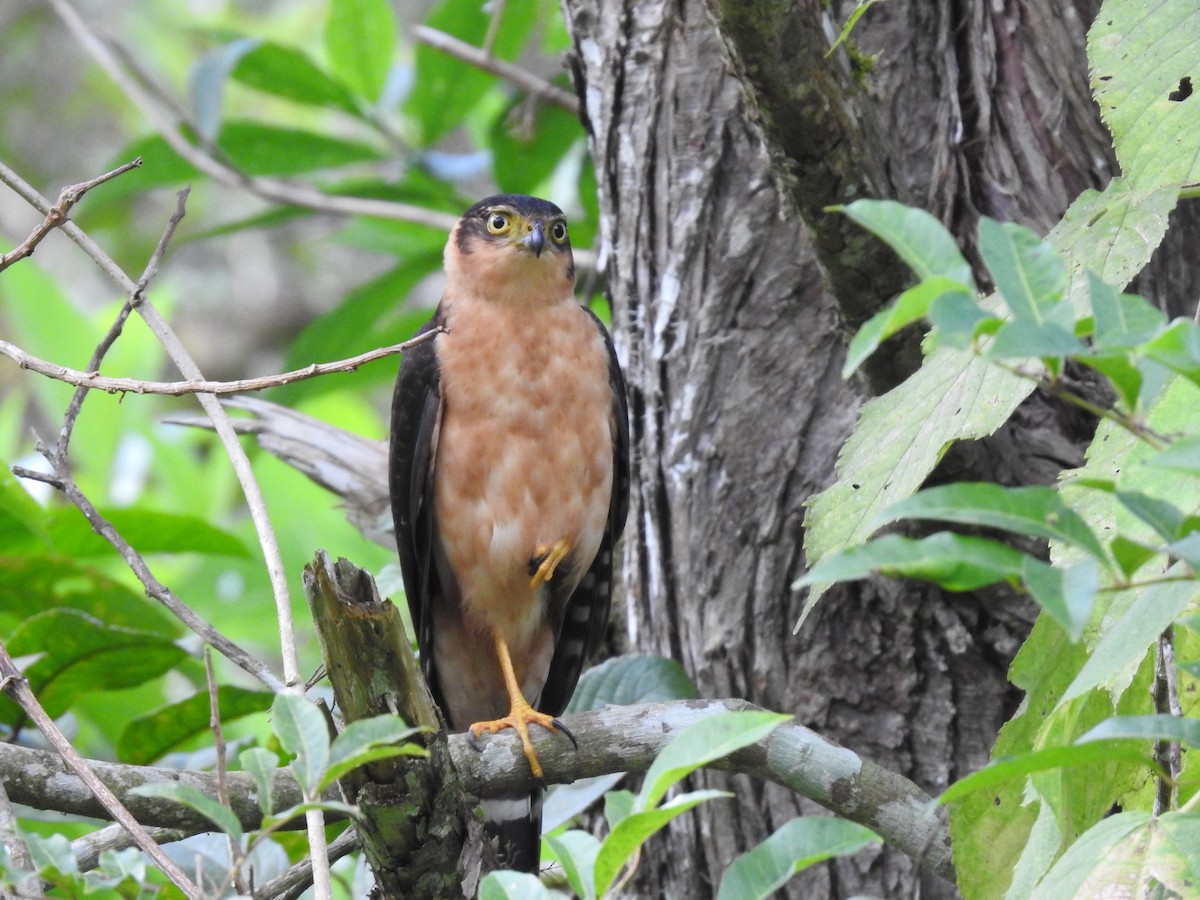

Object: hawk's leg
[469,626,576,781]
[529,538,572,588]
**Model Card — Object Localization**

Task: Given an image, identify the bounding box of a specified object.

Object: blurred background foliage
[0,0,595,778]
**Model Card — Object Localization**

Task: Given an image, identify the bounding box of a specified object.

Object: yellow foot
[469,701,576,781]
[529,538,572,588]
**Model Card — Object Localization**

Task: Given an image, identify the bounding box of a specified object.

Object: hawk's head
[444,195,576,304]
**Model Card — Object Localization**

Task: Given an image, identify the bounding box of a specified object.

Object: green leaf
[1078,353,1143,411]
[795,533,1026,594]
[604,789,636,830]
[22,831,79,878]
[324,0,396,102]
[1108,535,1159,579]
[491,101,585,196]
[190,37,260,140]
[637,711,790,812]
[877,483,1110,565]
[936,742,1154,807]
[544,830,600,900]
[1115,490,1194,542]
[1140,319,1200,388]
[566,653,698,714]
[1144,435,1200,476]
[46,507,250,559]
[1087,273,1165,348]
[837,199,975,286]
[1058,574,1196,708]
[239,747,281,816]
[843,277,975,378]
[117,685,273,764]
[1077,714,1200,749]
[977,218,1067,323]
[1020,557,1097,642]
[130,782,243,840]
[232,41,361,114]
[271,693,331,797]
[0,610,186,725]
[405,0,540,145]
[478,870,559,900]
[1032,812,1149,899]
[321,716,427,789]
[717,817,881,900]
[986,318,1086,360]
[594,790,732,896]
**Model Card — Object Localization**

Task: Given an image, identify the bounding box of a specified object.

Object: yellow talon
[530,538,572,588]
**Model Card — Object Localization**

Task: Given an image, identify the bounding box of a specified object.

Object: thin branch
[0,329,442,397]
[71,823,188,873]
[45,0,457,234]
[0,699,954,882]
[481,0,507,56]
[0,157,142,272]
[0,775,39,899]
[0,157,302,691]
[12,444,285,694]
[0,643,204,900]
[254,828,360,900]
[414,24,579,113]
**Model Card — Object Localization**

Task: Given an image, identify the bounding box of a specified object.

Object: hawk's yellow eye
[550,221,568,243]
[486,212,511,235]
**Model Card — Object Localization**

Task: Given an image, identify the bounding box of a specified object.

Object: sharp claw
[552,717,578,750]
[467,730,484,752]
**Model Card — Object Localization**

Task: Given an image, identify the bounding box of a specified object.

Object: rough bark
[561,1,1139,897]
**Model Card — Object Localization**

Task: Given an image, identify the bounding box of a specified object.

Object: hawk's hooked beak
[522,221,545,258]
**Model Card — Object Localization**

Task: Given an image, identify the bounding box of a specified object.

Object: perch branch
[0,157,141,272]
[0,698,953,882]
[0,329,442,397]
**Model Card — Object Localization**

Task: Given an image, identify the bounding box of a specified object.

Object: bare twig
[12,445,285,693]
[0,329,442,397]
[46,0,457,233]
[0,642,204,900]
[0,157,141,272]
[481,0,507,56]
[205,649,249,897]
[414,24,579,113]
[1153,626,1182,815]
[0,159,301,690]
[254,828,360,900]
[53,187,190,464]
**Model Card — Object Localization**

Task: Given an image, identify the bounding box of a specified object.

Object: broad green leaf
[22,831,79,877]
[838,200,975,285]
[544,830,600,900]
[637,711,790,812]
[1033,812,1148,899]
[130,782,243,840]
[1078,353,1143,410]
[1140,319,1200,389]
[117,686,272,765]
[877,483,1109,565]
[977,218,1067,323]
[1020,557,1098,641]
[565,653,697,714]
[405,0,545,145]
[491,101,585,196]
[1108,535,1159,579]
[927,290,999,350]
[604,789,636,830]
[232,41,360,114]
[478,870,559,900]
[0,609,186,725]
[1144,435,1200,476]
[1169,532,1200,569]
[843,277,975,378]
[594,790,731,897]
[1145,812,1200,895]
[239,747,281,816]
[1089,0,1200,184]
[1087,273,1164,348]
[937,741,1153,807]
[272,693,331,797]
[46,507,249,559]
[321,717,427,789]
[795,533,1027,594]
[324,0,396,102]
[986,318,1085,361]
[1077,714,1200,749]
[1114,490,1195,542]
[717,816,880,900]
[1058,574,1196,708]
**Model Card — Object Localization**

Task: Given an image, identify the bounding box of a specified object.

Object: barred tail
[482,789,543,872]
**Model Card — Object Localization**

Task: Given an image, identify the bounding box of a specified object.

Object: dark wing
[537,310,630,716]
[389,311,448,709]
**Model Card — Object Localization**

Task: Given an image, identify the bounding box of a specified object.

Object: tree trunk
[560,1,1155,897]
